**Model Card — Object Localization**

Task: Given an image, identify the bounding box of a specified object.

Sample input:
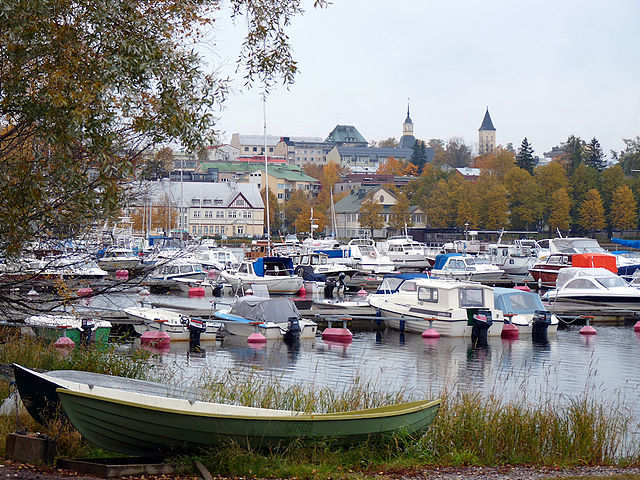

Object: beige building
[239,164,320,204]
[478,108,496,155]
[145,180,265,238]
[230,133,281,157]
[333,186,426,238]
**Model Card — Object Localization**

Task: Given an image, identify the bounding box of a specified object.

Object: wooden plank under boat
[57,385,441,455]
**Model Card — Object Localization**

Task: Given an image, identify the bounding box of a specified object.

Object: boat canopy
[571,253,617,273]
[493,287,546,314]
[556,267,619,289]
[433,253,463,270]
[375,273,431,294]
[252,257,295,276]
[228,297,301,323]
[611,238,640,250]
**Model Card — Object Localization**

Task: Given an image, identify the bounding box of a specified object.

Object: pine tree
[515,138,535,174]
[410,140,427,174]
[563,135,585,173]
[584,137,606,172]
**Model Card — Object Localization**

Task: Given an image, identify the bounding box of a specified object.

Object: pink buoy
[298,285,307,297]
[247,332,267,344]
[322,327,353,343]
[188,286,206,297]
[207,269,219,280]
[634,321,640,333]
[115,269,129,280]
[513,285,531,292]
[77,287,93,298]
[580,325,597,335]
[357,288,368,296]
[55,327,75,350]
[421,328,440,339]
[141,320,170,348]
[501,323,519,339]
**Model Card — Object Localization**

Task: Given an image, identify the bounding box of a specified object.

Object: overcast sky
[207,0,640,158]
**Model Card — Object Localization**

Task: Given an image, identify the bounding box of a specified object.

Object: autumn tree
[476,175,509,230]
[261,188,281,234]
[515,138,535,174]
[377,157,406,175]
[535,162,569,230]
[609,185,638,234]
[504,167,540,230]
[377,137,398,148]
[0,0,327,259]
[424,178,459,228]
[403,163,418,176]
[578,189,606,236]
[476,147,516,181]
[283,189,309,232]
[359,198,384,238]
[295,204,327,236]
[569,163,600,222]
[548,188,571,234]
[618,137,640,175]
[387,193,413,233]
[432,137,472,168]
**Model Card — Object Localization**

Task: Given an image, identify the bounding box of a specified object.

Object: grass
[0,332,639,478]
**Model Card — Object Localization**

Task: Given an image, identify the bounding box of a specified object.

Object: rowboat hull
[57,386,441,455]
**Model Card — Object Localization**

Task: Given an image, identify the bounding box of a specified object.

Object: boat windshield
[596,276,629,288]
[553,238,608,254]
[458,288,485,307]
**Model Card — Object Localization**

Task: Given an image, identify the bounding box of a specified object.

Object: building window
[237,226,244,235]
[277,193,284,199]
[205,210,213,218]
[192,198,200,205]
[243,211,252,219]
[216,210,224,218]
[203,226,209,234]
[253,147,257,152]
[192,226,197,234]
[278,183,284,189]
[229,210,237,218]
[269,148,273,153]
[193,210,201,218]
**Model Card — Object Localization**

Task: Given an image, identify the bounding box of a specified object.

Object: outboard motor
[532,310,552,344]
[211,283,223,297]
[182,315,207,354]
[337,272,346,293]
[324,277,336,298]
[283,316,301,346]
[80,317,95,346]
[471,309,493,348]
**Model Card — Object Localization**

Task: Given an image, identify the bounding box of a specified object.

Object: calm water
[88,290,640,427]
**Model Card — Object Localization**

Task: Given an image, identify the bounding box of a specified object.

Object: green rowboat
[57,385,440,455]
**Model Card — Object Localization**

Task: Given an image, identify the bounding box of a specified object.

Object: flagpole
[263,97,271,254]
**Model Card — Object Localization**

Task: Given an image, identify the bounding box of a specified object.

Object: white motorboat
[213,296,317,340]
[486,240,542,276]
[98,247,141,271]
[194,247,239,271]
[219,256,303,295]
[431,253,504,283]
[542,267,640,304]
[367,274,505,337]
[291,252,357,278]
[342,238,395,274]
[493,287,559,335]
[125,306,220,341]
[148,258,206,282]
[382,236,431,270]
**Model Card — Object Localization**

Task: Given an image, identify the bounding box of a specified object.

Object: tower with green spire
[478,107,496,155]
[398,101,416,149]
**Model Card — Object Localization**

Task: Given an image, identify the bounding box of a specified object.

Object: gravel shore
[2,460,640,480]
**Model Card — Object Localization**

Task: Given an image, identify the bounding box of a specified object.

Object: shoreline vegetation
[0,331,639,480]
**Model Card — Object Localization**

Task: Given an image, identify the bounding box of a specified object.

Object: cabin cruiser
[291,252,357,278]
[219,257,303,295]
[529,252,617,288]
[214,296,317,340]
[542,267,640,303]
[431,253,504,283]
[148,258,206,282]
[493,287,559,335]
[98,247,141,271]
[341,238,395,274]
[193,247,239,271]
[382,236,431,270]
[486,240,542,276]
[368,275,504,337]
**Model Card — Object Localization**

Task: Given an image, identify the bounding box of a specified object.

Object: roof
[404,104,413,125]
[325,125,368,144]
[333,186,397,214]
[143,180,264,209]
[335,145,414,159]
[478,109,496,131]
[456,167,481,177]
[397,134,416,150]
[233,135,281,147]
[247,165,319,183]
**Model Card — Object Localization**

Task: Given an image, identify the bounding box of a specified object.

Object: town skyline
[206,0,640,159]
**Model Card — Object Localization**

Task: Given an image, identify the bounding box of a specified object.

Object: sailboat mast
[263,98,271,252]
